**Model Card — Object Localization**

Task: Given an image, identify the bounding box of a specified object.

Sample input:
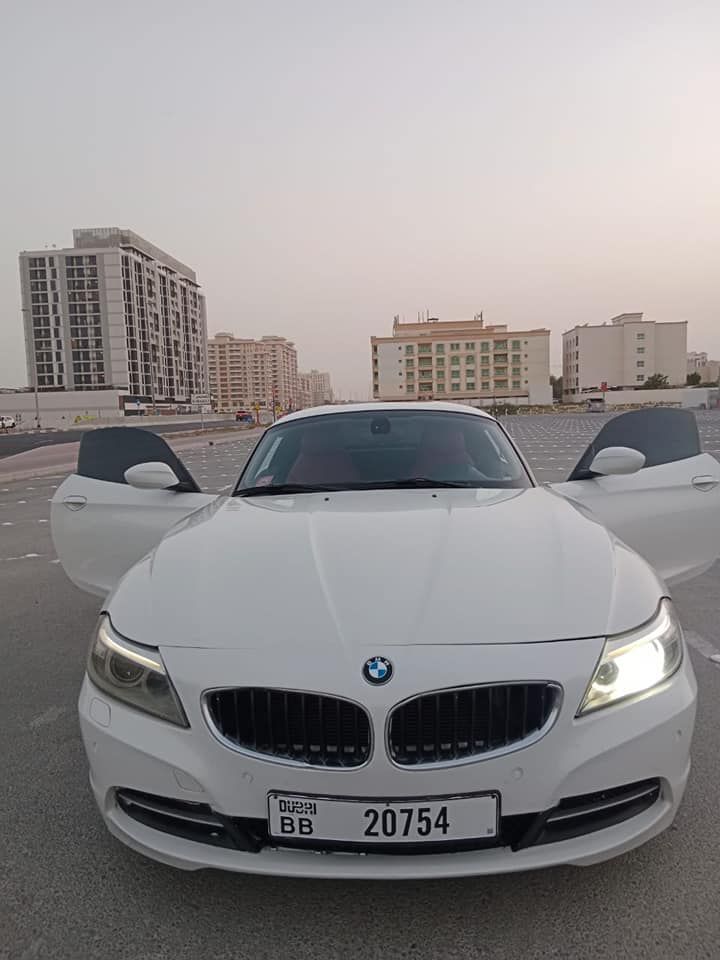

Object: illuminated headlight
[578,599,683,715]
[87,615,188,727]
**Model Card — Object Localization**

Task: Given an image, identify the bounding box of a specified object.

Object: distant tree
[550,375,563,400]
[639,373,670,390]
[686,371,701,386]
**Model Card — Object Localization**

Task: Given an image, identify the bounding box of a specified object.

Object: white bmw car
[52,402,720,878]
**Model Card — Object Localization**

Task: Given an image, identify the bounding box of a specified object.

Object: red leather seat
[286,429,359,484]
[412,424,472,476]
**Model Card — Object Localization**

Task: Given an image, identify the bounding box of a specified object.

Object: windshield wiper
[236,478,475,497]
[236,483,339,497]
[348,478,471,489]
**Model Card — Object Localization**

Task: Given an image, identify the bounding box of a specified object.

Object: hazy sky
[2,0,719,396]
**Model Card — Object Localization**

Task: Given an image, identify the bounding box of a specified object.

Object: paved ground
[2,415,720,960]
[0,417,239,460]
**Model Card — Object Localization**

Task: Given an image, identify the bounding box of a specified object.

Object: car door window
[568,408,700,480]
[76,426,201,492]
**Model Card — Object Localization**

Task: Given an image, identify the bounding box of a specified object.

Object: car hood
[108,487,664,650]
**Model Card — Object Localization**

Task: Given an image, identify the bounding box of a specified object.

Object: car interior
[241,413,530,489]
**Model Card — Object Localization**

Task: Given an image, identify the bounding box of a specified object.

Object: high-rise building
[562,313,687,400]
[298,369,333,407]
[19,227,208,401]
[371,316,551,405]
[207,333,299,412]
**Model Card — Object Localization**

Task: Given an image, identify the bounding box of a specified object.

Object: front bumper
[78,638,697,878]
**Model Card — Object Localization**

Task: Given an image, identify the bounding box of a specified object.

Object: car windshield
[235,410,531,494]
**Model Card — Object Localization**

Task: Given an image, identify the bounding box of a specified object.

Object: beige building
[562,313,687,400]
[208,332,299,412]
[371,317,552,406]
[687,352,720,384]
[299,369,333,407]
[19,228,208,404]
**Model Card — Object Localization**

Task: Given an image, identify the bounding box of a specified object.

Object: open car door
[550,408,720,585]
[51,427,216,598]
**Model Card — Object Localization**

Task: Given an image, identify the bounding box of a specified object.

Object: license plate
[267,792,499,844]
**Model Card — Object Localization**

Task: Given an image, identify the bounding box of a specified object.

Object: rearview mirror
[588,446,646,477]
[124,461,180,490]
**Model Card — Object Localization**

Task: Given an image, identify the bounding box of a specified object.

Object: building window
[512,340,521,350]
[637,333,645,340]
[405,345,414,355]
[405,384,414,392]
[480,342,490,353]
[512,353,521,362]
[466,381,476,390]
[481,381,489,390]
[636,361,645,368]
[464,342,475,350]
[435,343,445,354]
[637,347,645,354]
[450,356,460,366]
[451,383,460,392]
[418,344,432,354]
[419,382,433,392]
[451,370,460,379]
[512,367,521,375]
[494,340,507,350]
[495,379,508,388]
[418,357,432,367]
[405,358,414,368]
[512,380,521,389]
[450,342,460,351]
[637,374,645,381]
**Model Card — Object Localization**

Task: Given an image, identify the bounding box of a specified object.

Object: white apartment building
[208,333,299,412]
[687,352,720,383]
[299,369,333,407]
[562,313,687,400]
[19,228,208,402]
[371,317,552,406]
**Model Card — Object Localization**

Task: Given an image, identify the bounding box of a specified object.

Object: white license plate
[267,792,499,844]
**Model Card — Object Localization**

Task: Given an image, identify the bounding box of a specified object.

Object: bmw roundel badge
[363,656,393,685]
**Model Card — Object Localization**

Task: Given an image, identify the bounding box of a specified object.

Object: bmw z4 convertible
[51,402,720,878]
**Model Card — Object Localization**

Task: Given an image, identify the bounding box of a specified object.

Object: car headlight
[87,615,188,727]
[578,599,683,715]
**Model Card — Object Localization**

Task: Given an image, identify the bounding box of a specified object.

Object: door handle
[63,495,87,511]
[692,476,719,492]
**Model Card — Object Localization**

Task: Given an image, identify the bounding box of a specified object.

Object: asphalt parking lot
[0,417,239,461]
[2,413,720,960]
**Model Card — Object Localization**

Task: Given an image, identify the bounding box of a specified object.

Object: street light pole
[33,375,41,430]
[21,306,41,429]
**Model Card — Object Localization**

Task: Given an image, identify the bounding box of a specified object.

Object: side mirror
[588,446,646,477]
[124,461,180,490]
